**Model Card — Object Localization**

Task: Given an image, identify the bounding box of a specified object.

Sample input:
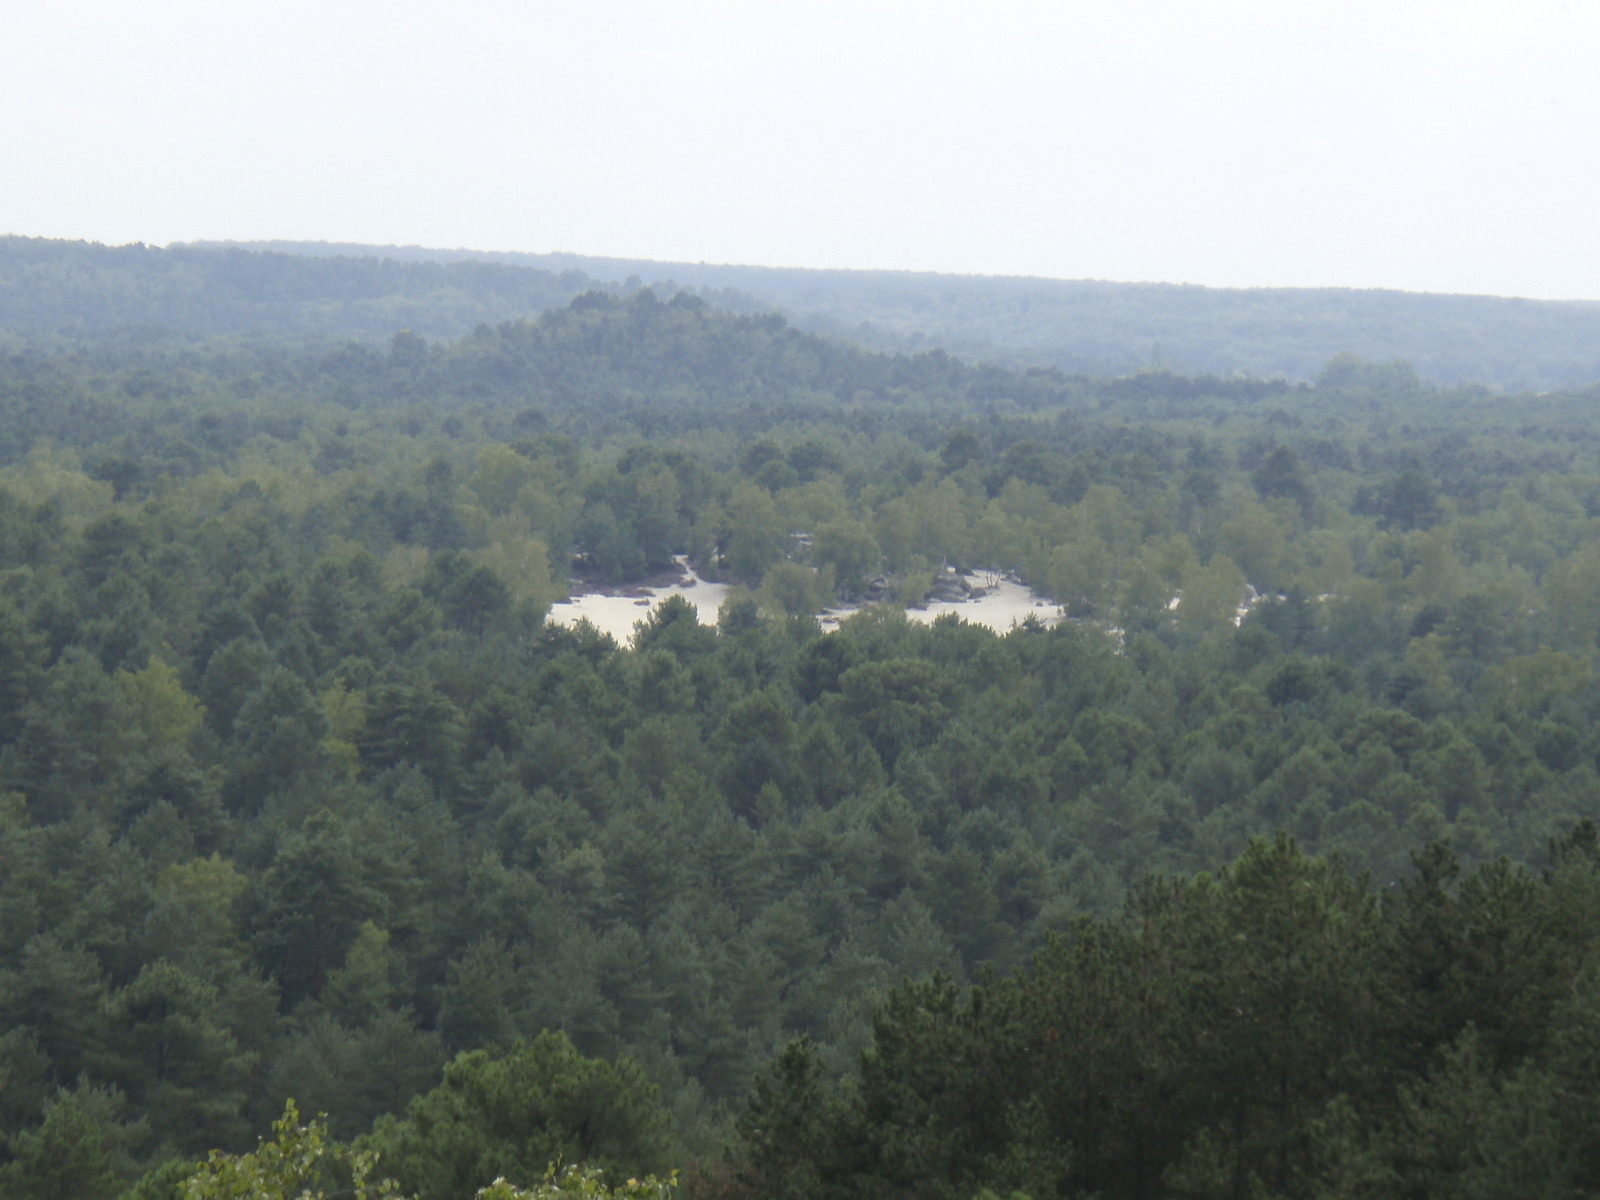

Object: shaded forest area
[3,286,1600,1197]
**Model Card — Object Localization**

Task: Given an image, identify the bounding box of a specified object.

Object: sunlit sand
[546,567,732,644]
[821,574,1063,635]
[548,563,1063,645]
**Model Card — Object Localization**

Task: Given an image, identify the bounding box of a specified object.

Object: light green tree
[362,1032,670,1200]
[1047,536,1115,618]
[1175,555,1247,634]
[475,1163,676,1200]
[470,446,539,516]
[811,521,880,597]
[723,483,787,581]
[757,562,832,619]
[180,1099,409,1200]
[114,656,205,756]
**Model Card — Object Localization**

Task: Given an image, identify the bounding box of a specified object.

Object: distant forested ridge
[5,234,1600,387]
[0,236,598,341]
[4,284,1600,1197]
[198,237,1600,388]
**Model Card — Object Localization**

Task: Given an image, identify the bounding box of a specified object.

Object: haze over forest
[4,228,1600,1200]
[6,234,1600,389]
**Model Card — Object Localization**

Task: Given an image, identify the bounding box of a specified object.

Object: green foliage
[179,1099,408,1200]
[363,1033,669,1200]
[725,1040,836,1200]
[704,830,1600,1200]
[98,960,254,1152]
[0,237,595,342]
[8,264,1600,1197]
[10,237,1600,389]
[810,522,880,597]
[0,1079,145,1200]
[120,1155,200,1200]
[475,1162,676,1200]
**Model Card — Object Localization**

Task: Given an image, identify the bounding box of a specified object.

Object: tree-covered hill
[8,234,1600,387]
[0,236,597,341]
[201,238,1600,389]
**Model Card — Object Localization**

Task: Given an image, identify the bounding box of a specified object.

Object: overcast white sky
[3,1,1597,299]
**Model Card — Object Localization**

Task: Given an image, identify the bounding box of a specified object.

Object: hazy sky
[4,1,1597,298]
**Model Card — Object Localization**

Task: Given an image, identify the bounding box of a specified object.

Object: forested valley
[4,282,1600,1198]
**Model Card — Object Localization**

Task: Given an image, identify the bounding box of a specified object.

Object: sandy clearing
[548,566,1062,645]
[820,575,1064,635]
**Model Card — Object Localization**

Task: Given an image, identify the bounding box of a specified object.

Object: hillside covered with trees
[3,288,1600,1197]
[202,238,1600,388]
[0,237,599,342]
[7,234,1600,388]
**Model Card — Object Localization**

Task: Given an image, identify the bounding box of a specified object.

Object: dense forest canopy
[2,283,1600,1198]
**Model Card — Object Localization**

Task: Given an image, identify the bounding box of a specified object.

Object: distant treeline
[0,237,599,342]
[200,238,1600,388]
[6,235,1600,387]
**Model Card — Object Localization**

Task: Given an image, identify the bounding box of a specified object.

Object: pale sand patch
[549,568,1061,644]
[546,567,731,645]
[820,576,1064,636]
